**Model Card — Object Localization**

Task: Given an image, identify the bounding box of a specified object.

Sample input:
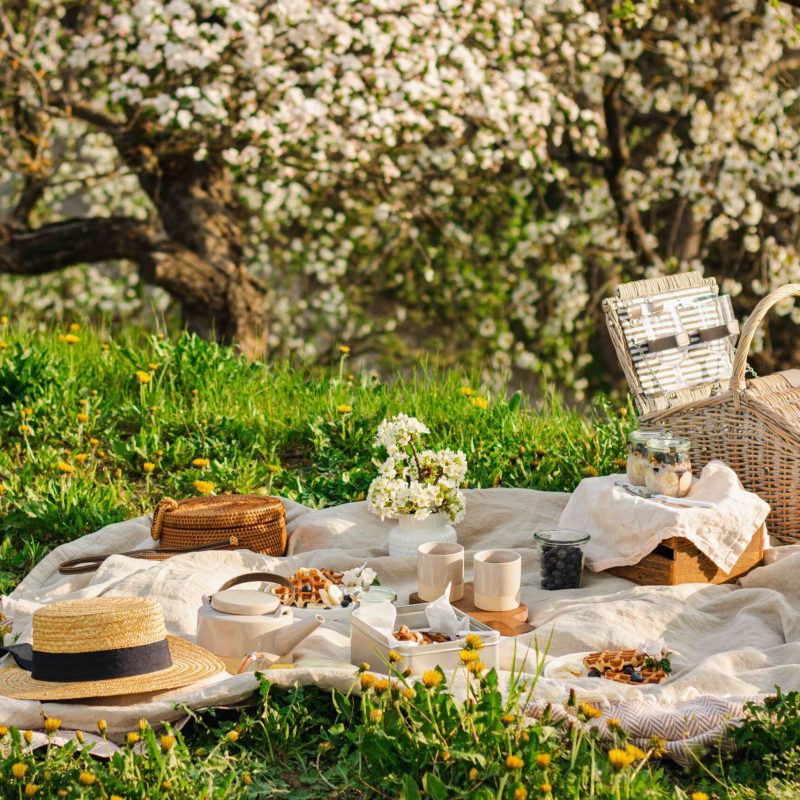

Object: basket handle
[730,284,800,402]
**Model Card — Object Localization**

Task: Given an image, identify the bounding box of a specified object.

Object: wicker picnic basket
[603,271,800,544]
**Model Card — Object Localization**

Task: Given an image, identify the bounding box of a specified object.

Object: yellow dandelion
[0,484,5,495]
[101,343,110,351]
[191,388,199,396]
[465,633,484,650]
[514,787,528,800]
[74,453,89,465]
[194,480,215,495]
[57,461,73,474]
[0,315,6,324]
[606,717,621,730]
[11,763,27,780]
[22,407,32,417]
[626,743,647,760]
[468,767,479,781]
[648,736,667,757]
[24,784,39,798]
[540,785,552,796]
[226,730,239,743]
[608,748,635,771]
[160,734,175,751]
[336,404,353,413]
[135,370,151,384]
[582,465,599,477]
[402,688,414,699]
[192,458,210,468]
[268,464,281,473]
[0,342,9,350]
[23,730,32,744]
[691,793,709,800]
[536,753,551,768]
[460,386,474,396]
[126,732,140,746]
[360,673,376,689]
[194,748,206,757]
[162,780,172,790]
[421,670,443,688]
[75,730,84,743]
[369,708,383,723]
[580,702,603,719]
[19,424,31,435]
[358,662,371,672]
[148,363,158,371]
[69,323,80,332]
[387,650,402,663]
[506,754,524,770]
[44,717,61,734]
[460,649,480,663]
[143,462,156,474]
[63,334,79,344]
[466,660,487,675]
[78,398,88,406]
[76,412,89,423]
[500,713,516,725]
[138,719,148,731]
[338,345,351,354]
[373,679,390,695]
[0,726,8,736]
[78,771,95,785]
[89,438,100,447]
[243,774,252,784]
[110,796,125,800]
[471,396,489,409]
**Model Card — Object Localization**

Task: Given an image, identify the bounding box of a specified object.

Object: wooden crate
[606,524,764,585]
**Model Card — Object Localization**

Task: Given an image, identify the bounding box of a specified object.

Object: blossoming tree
[1,0,799,390]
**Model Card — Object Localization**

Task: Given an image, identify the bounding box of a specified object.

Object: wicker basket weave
[604,272,800,544]
[151,494,287,556]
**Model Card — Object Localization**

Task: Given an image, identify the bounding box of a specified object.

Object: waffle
[271,567,345,609]
[393,624,451,645]
[583,649,667,685]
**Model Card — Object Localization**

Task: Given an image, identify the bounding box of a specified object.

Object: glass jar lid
[355,586,397,604]
[534,528,591,546]
[646,436,691,453]
[627,428,669,445]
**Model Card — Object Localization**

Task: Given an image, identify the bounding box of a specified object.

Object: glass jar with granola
[626,429,669,486]
[645,437,692,497]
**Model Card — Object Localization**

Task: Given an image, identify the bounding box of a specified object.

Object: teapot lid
[211,589,282,616]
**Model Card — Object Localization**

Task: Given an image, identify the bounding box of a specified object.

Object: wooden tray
[606,523,765,585]
[408,582,534,637]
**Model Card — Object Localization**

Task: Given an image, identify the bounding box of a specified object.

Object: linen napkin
[557,461,770,573]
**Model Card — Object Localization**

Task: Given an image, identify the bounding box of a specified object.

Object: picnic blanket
[3,488,800,765]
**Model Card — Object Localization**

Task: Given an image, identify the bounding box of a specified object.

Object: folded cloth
[557,461,770,573]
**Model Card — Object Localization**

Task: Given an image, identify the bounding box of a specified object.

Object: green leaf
[399,773,422,800]
[422,772,448,800]
[507,390,522,412]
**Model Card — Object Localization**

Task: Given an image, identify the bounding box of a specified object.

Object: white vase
[387,512,457,558]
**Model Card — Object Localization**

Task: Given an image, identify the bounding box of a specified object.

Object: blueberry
[622,665,635,675]
[341,596,350,608]
[302,584,312,593]
[588,669,602,678]
[629,671,644,683]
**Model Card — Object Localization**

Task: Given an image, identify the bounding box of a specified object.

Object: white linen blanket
[558,461,770,572]
[3,488,800,766]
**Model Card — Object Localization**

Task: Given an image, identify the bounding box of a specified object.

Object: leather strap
[58,537,242,575]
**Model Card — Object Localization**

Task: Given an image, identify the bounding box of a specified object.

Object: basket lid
[151,494,285,539]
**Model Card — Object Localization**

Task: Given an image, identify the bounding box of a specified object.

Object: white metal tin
[350,604,500,676]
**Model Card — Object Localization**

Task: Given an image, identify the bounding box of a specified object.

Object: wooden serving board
[408,582,534,637]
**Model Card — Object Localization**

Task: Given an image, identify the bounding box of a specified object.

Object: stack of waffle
[583,649,668,684]
[271,567,345,609]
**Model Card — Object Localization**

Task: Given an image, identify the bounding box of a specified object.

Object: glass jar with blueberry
[534,529,590,590]
[626,428,669,486]
[645,436,692,497]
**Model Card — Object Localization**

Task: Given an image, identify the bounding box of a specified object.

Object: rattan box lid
[152,495,285,537]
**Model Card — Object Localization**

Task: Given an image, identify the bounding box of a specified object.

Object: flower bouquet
[366,414,467,557]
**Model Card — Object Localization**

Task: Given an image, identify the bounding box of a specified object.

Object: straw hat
[0,597,225,701]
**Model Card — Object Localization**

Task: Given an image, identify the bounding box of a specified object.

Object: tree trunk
[134,150,269,359]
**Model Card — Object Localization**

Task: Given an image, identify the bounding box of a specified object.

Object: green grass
[0,323,798,799]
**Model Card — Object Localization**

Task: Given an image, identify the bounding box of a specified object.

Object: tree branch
[602,80,663,268]
[0,216,157,275]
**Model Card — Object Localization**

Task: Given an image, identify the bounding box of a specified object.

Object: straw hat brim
[0,636,226,701]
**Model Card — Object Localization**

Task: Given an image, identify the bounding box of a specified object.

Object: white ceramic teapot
[196,572,323,672]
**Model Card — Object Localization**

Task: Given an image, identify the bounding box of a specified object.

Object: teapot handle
[214,572,295,605]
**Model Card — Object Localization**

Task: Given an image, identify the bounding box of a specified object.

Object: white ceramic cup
[417,542,465,602]
[473,549,522,611]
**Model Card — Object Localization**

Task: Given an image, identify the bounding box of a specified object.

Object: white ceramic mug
[473,549,521,611]
[417,542,465,602]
